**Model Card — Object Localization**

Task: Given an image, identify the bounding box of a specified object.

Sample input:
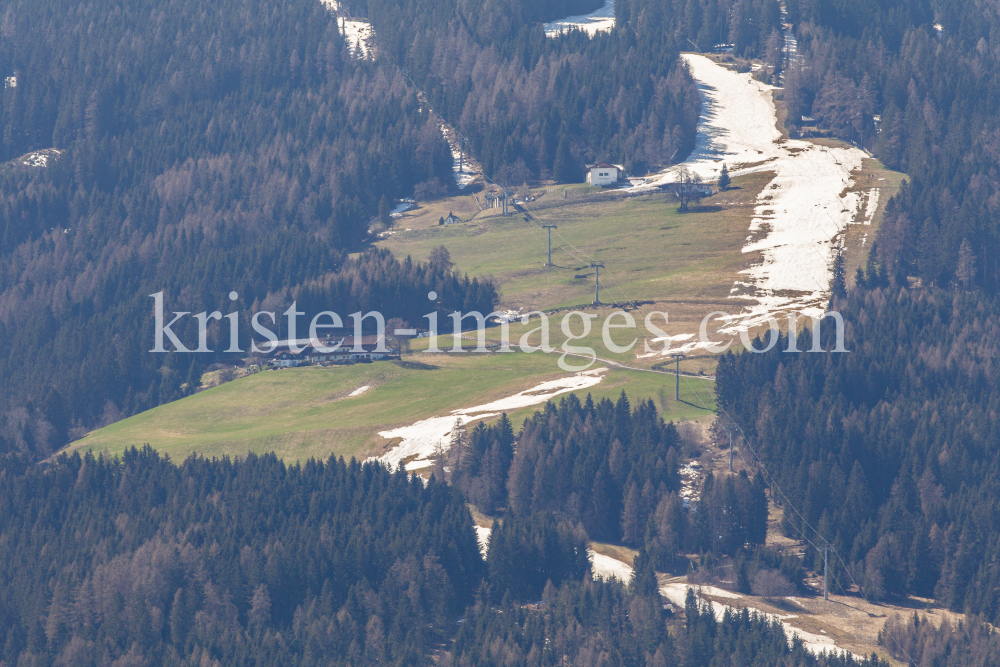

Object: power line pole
[590,262,604,305]
[543,225,557,267]
[823,545,835,600]
[725,425,737,472]
[668,353,685,400]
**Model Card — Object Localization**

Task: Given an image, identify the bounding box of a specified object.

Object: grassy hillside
[72,157,900,463]
[380,176,771,312]
[69,353,715,463]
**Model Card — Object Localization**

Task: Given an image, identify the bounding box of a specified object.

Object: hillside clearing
[68,353,712,463]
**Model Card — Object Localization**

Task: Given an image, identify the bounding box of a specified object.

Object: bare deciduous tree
[674,167,705,212]
[385,317,412,355]
[751,569,796,598]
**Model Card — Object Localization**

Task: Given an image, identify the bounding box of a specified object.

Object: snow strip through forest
[373,368,606,471]
[543,0,615,37]
[319,0,374,57]
[660,583,859,658]
[471,524,859,657]
[475,526,491,558]
[636,54,870,354]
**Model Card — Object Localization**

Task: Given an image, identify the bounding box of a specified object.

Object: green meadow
[73,158,895,463]
[378,175,772,312]
[70,352,716,463]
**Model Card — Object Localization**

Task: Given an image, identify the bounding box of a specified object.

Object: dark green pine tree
[378,194,393,229]
[590,464,621,542]
[831,250,846,298]
[553,134,580,184]
[718,163,730,189]
[629,548,660,599]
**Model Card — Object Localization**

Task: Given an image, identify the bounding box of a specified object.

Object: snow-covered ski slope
[638,55,871,349]
[544,0,615,37]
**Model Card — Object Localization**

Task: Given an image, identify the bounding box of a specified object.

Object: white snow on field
[660,583,861,658]
[636,332,727,357]
[373,368,606,471]
[349,385,370,397]
[660,583,858,658]
[475,526,492,558]
[20,149,61,168]
[23,153,51,167]
[339,18,374,56]
[864,188,879,224]
[590,550,633,582]
[633,54,869,342]
[544,0,615,37]
[391,201,415,217]
[320,0,374,57]
[441,124,479,189]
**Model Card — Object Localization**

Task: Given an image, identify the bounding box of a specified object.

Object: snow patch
[391,201,415,217]
[544,0,615,38]
[319,0,374,57]
[339,18,374,57]
[20,148,62,168]
[864,188,879,224]
[452,369,605,415]
[496,309,523,325]
[373,369,607,471]
[659,583,858,658]
[441,124,479,189]
[590,550,633,582]
[475,526,492,558]
[630,54,868,348]
[349,385,370,397]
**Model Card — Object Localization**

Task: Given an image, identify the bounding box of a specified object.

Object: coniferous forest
[703,0,1000,633]
[341,0,701,179]
[0,417,894,667]
[0,0,498,457]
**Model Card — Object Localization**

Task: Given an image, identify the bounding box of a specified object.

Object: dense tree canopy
[718,288,1000,621]
[0,0,502,457]
[343,0,700,178]
[0,448,483,666]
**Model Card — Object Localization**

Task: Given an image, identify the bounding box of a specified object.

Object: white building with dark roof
[587,163,622,186]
